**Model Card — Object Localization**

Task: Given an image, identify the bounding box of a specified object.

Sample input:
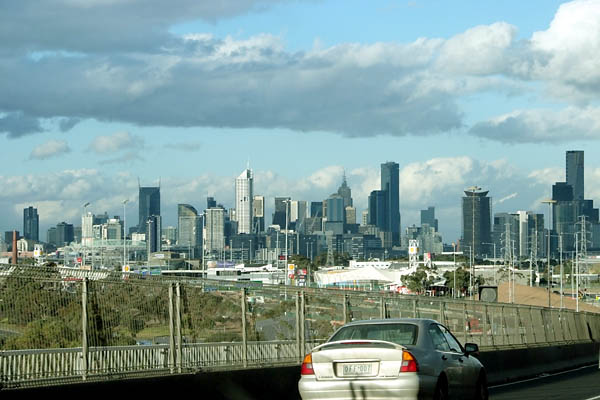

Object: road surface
[489,365,600,400]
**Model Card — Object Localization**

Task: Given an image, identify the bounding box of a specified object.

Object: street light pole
[452,242,456,299]
[285,199,290,286]
[122,199,128,269]
[82,202,90,268]
[541,199,556,308]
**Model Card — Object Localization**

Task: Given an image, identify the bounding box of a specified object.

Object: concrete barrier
[479,342,600,385]
[2,342,598,399]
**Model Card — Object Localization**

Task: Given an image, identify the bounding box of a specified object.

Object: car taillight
[301,353,314,375]
[400,350,419,372]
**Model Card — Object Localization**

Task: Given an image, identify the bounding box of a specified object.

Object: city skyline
[2,1,600,242]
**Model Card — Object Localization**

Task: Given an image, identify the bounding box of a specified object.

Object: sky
[2,0,600,243]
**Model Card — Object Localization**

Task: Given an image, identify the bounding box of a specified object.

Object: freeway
[489,365,600,400]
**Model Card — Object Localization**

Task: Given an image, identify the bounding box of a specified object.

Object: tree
[406,267,435,294]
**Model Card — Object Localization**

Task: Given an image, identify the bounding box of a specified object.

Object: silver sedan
[298,318,488,400]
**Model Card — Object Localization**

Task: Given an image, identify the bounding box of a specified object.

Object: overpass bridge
[0,264,599,394]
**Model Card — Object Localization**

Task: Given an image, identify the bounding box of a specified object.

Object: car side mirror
[464,343,479,357]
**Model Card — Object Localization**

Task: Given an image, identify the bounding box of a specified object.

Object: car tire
[474,372,489,400]
[433,376,448,400]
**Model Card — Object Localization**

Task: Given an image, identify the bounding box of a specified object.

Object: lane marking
[583,396,600,400]
[488,364,598,389]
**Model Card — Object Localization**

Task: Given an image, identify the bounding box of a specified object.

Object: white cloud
[88,131,144,154]
[469,106,600,143]
[29,139,71,160]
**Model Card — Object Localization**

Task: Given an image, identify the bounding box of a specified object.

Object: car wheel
[433,376,448,400]
[474,373,489,400]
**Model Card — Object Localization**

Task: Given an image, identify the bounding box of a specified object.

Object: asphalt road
[489,365,600,400]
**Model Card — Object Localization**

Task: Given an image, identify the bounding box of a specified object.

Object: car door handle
[458,358,463,363]
[441,355,447,361]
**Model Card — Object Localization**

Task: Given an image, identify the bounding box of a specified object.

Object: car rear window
[329,323,418,346]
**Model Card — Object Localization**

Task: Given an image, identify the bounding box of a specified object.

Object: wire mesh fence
[0,264,599,388]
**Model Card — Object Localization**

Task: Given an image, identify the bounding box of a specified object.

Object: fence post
[241,288,248,368]
[176,283,182,373]
[343,294,348,324]
[482,304,488,347]
[81,278,88,381]
[413,299,418,318]
[380,296,385,319]
[439,301,445,326]
[168,283,175,373]
[463,302,468,344]
[296,291,301,362]
[301,291,306,357]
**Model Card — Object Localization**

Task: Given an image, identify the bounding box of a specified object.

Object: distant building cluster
[3,151,599,268]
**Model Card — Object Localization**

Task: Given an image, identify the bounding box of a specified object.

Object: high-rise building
[566,150,584,201]
[138,185,160,233]
[310,202,323,218]
[146,215,161,254]
[82,212,94,246]
[252,195,265,233]
[272,197,290,229]
[381,162,400,246]
[290,200,307,232]
[178,204,202,256]
[462,188,491,257]
[236,168,253,234]
[368,190,387,230]
[56,222,74,246]
[205,208,225,252]
[337,173,353,208]
[23,206,39,241]
[207,197,217,209]
[420,206,438,232]
[345,206,356,225]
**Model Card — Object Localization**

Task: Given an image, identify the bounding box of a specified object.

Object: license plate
[341,363,373,376]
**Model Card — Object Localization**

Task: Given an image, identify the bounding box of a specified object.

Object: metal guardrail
[0,264,599,389]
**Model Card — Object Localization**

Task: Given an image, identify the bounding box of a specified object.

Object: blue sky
[2,0,600,243]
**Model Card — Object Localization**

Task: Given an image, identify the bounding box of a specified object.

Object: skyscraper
[272,197,290,228]
[178,204,202,256]
[462,188,491,257]
[566,150,584,201]
[420,206,438,232]
[138,185,160,233]
[337,173,353,208]
[235,168,253,234]
[252,195,265,233]
[23,206,39,241]
[381,162,401,246]
[205,207,225,252]
[146,215,161,254]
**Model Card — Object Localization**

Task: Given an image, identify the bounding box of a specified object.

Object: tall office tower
[381,162,401,246]
[368,190,387,229]
[207,196,217,209]
[56,222,74,246]
[82,212,94,246]
[205,208,225,252]
[566,150,584,201]
[462,188,491,257]
[362,210,369,226]
[146,215,162,254]
[47,227,57,246]
[236,168,253,234]
[23,206,39,241]
[420,206,438,232]
[272,197,290,228]
[252,195,265,233]
[290,200,307,232]
[310,201,323,218]
[345,206,356,225]
[138,185,160,233]
[337,173,353,208]
[178,204,202,255]
[326,195,345,222]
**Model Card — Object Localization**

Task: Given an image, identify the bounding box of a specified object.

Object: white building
[235,168,253,234]
[205,208,225,252]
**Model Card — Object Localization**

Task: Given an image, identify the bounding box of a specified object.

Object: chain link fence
[1,264,599,388]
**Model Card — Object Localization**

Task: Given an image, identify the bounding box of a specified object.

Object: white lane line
[583,396,600,400]
[488,364,597,389]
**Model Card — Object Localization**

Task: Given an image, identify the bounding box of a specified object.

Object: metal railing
[0,264,599,389]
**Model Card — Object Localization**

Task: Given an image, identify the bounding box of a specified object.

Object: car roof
[341,318,440,328]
